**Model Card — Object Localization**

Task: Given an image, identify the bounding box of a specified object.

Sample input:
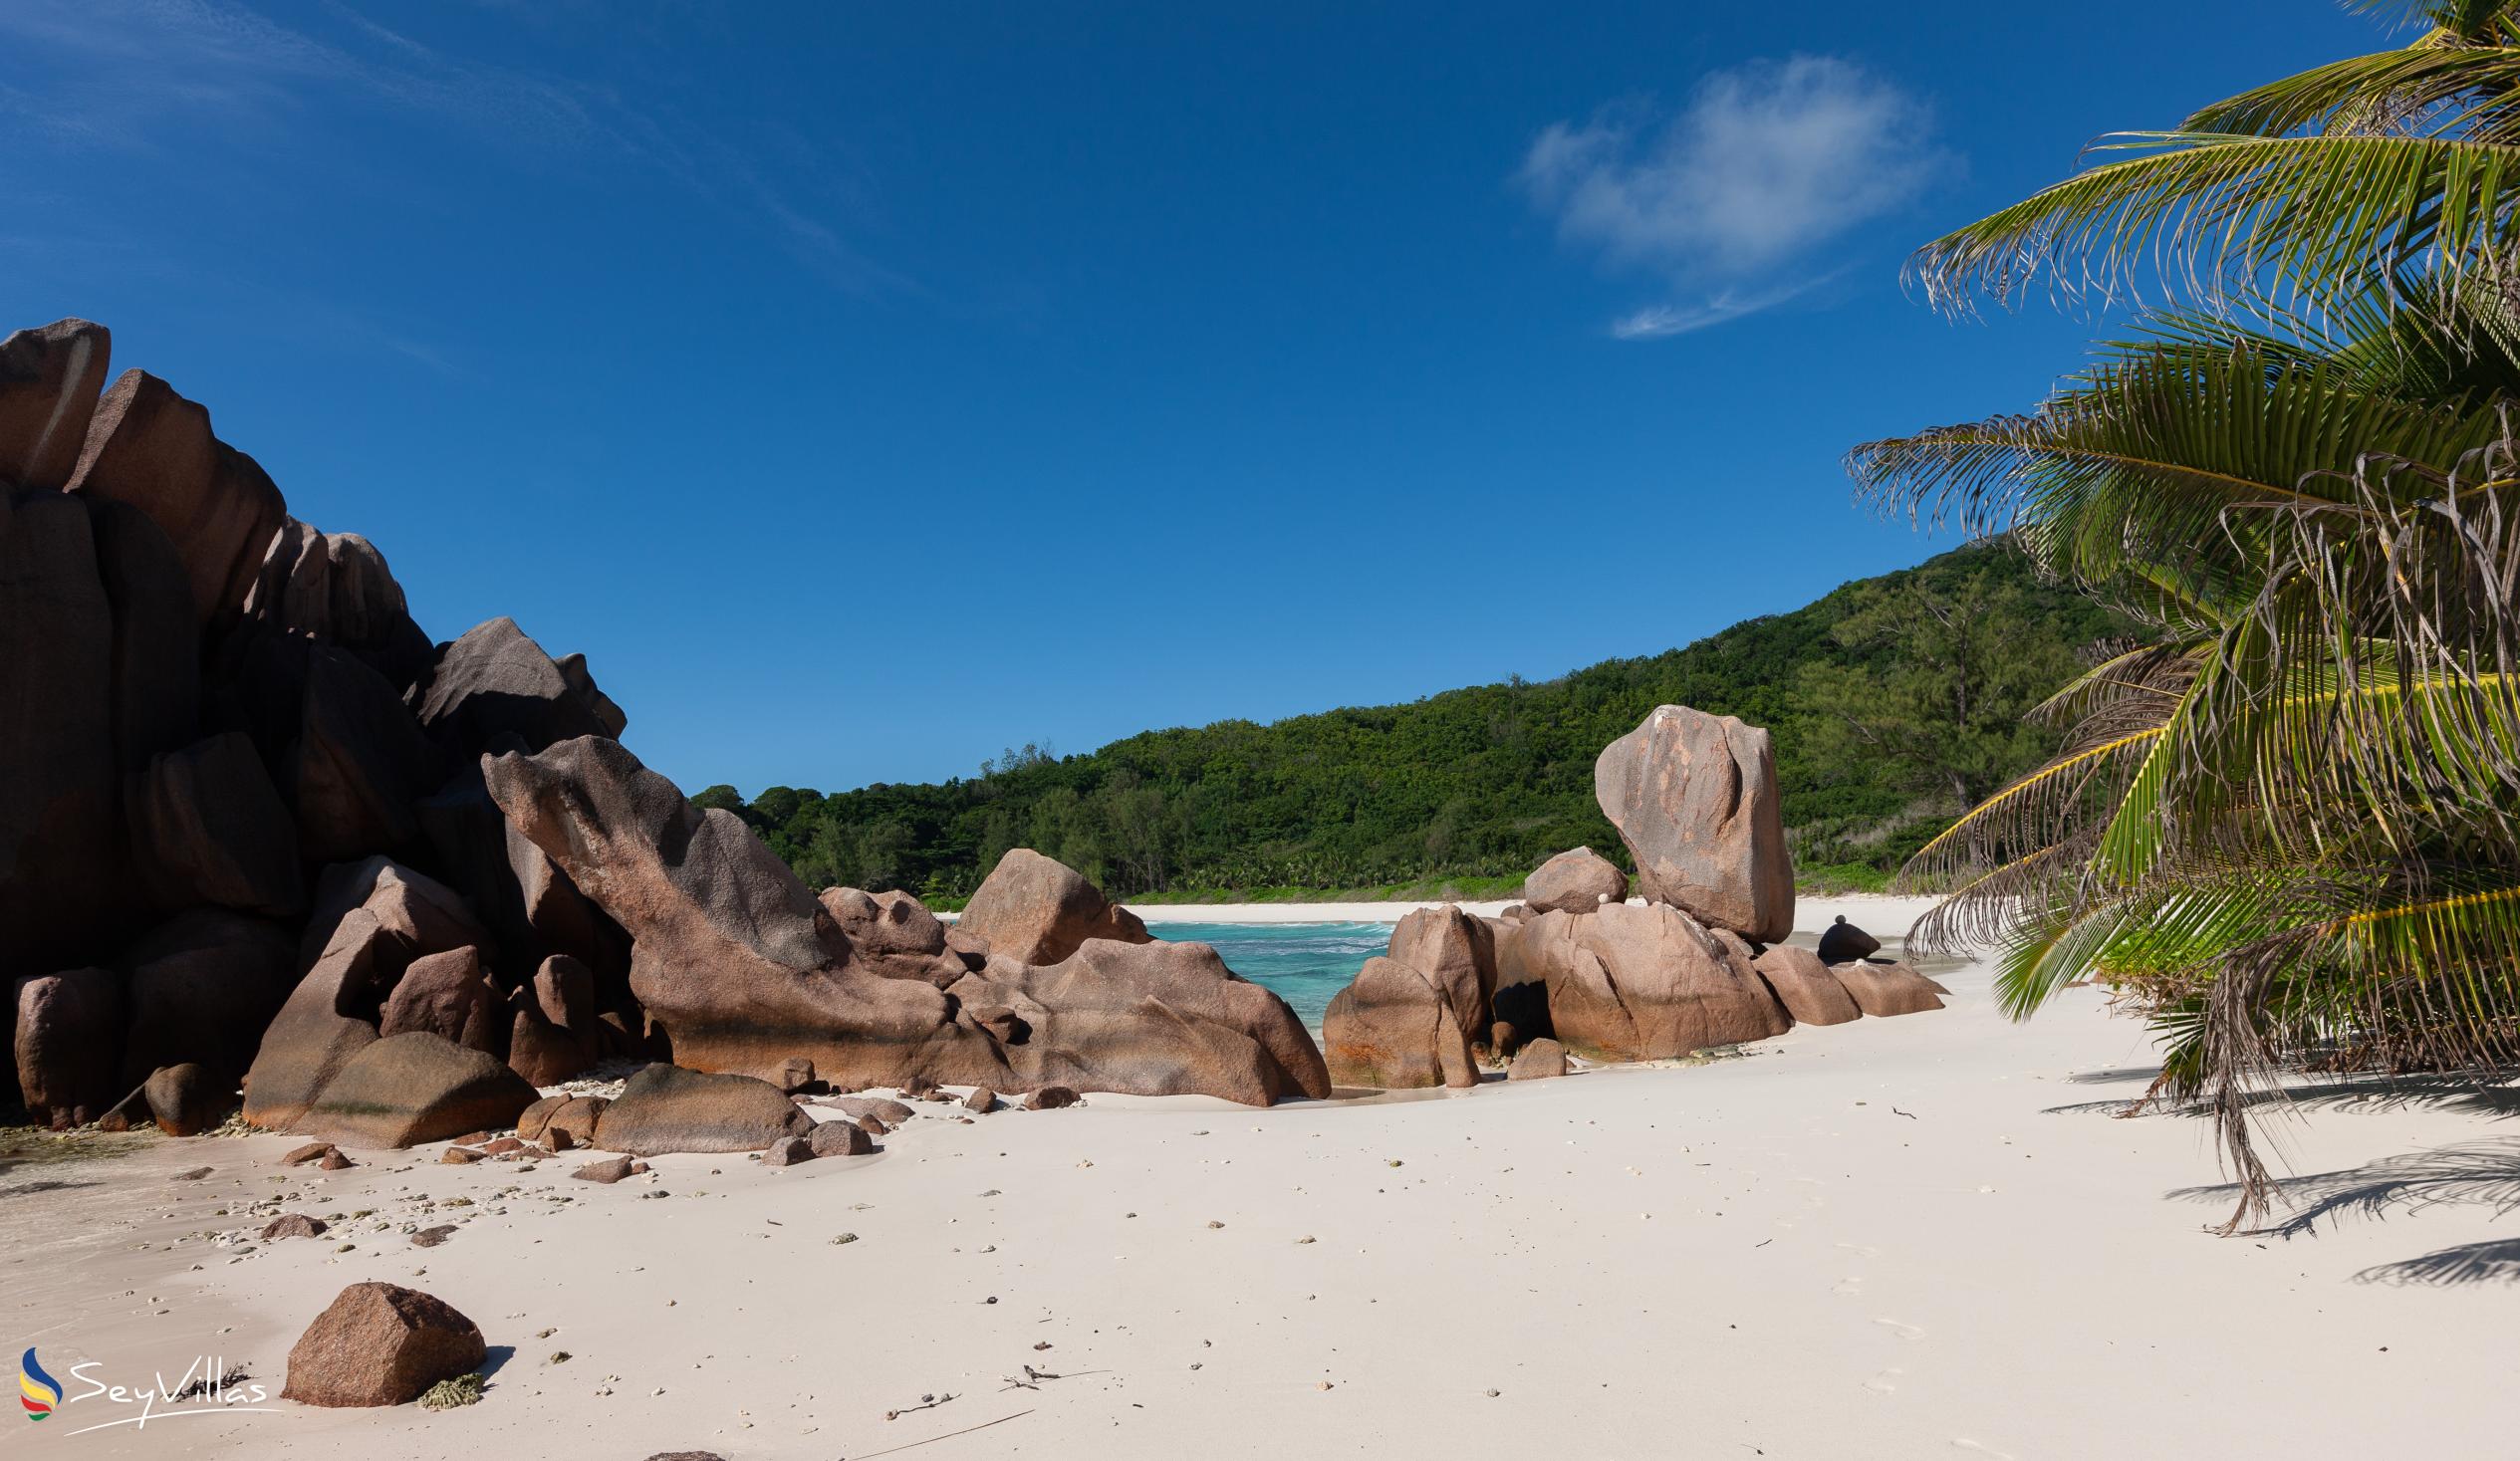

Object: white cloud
[1520,56,1951,338]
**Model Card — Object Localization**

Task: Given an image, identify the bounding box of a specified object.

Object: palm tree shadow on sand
[2168,1135,2520,1285]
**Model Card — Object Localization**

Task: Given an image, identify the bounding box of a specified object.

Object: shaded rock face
[70,368,286,631]
[1595,705,1794,944]
[120,909,296,1089]
[1385,905,1496,1053]
[378,946,504,1055]
[1751,944,1862,1027]
[1323,956,1478,1091]
[1487,919,1555,1055]
[1512,904,1792,1063]
[820,886,961,986]
[0,492,123,975]
[954,849,1151,965]
[1817,916,1882,965]
[951,938,1330,1106]
[281,1282,485,1408]
[1522,847,1628,916]
[0,319,111,492]
[14,967,125,1125]
[244,518,431,687]
[1830,959,1946,1018]
[592,1063,813,1156]
[414,617,613,757]
[295,1032,539,1147]
[485,736,1010,1091]
[126,732,303,917]
[415,756,628,983]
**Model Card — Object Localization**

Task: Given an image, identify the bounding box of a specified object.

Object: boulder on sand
[281,1282,485,1408]
[1830,959,1946,1018]
[592,1063,814,1156]
[143,1062,224,1135]
[294,1032,539,1147]
[953,849,1151,965]
[1385,904,1496,1053]
[1512,904,1791,1064]
[1752,944,1862,1027]
[1595,705,1795,943]
[950,938,1330,1106]
[484,736,1012,1091]
[1522,847,1628,915]
[1323,955,1478,1091]
[1816,915,1882,965]
[1507,1037,1569,1081]
[13,967,125,1125]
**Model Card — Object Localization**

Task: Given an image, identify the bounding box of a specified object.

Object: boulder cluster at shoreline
[1324,704,1946,1088]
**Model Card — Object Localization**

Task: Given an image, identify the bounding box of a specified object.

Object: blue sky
[3,0,2379,795]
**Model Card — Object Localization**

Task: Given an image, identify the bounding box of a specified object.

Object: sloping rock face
[378,946,504,1055]
[1323,955,1478,1091]
[955,849,1152,965]
[281,1283,485,1408]
[1522,847,1628,915]
[1595,705,1795,943]
[1751,944,1862,1027]
[414,616,615,756]
[484,736,1012,1091]
[953,938,1330,1105]
[1511,904,1791,1063]
[593,1063,814,1155]
[1385,905,1495,1052]
[1817,916,1882,965]
[244,518,431,686]
[293,1031,537,1147]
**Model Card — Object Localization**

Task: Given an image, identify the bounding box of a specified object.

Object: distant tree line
[695,543,2134,900]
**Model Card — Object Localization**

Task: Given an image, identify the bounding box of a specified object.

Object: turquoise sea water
[1156,921,1391,1031]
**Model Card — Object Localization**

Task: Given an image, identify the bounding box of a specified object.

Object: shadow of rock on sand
[2167,1137,2520,1281]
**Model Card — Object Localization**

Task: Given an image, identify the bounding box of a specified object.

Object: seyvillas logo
[12,1349,277,1435]
[19,1348,59,1420]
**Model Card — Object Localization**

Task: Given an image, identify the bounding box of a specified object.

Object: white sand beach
[6,899,2514,1461]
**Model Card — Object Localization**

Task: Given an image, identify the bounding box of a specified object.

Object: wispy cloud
[0,0,906,357]
[1519,55,1953,339]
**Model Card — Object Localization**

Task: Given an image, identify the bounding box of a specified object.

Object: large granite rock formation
[483,735,1013,1091]
[1596,705,1795,943]
[1384,904,1496,1052]
[953,937,1330,1105]
[955,849,1152,964]
[820,886,962,986]
[1323,955,1478,1090]
[0,319,111,492]
[1509,904,1791,1063]
[70,368,285,630]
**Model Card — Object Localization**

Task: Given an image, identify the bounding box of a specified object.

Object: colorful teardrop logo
[19,1347,60,1420]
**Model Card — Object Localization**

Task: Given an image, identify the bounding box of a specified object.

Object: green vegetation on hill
[699,542,2135,900]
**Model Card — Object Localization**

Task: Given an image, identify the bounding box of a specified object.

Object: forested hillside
[697,542,2136,900]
